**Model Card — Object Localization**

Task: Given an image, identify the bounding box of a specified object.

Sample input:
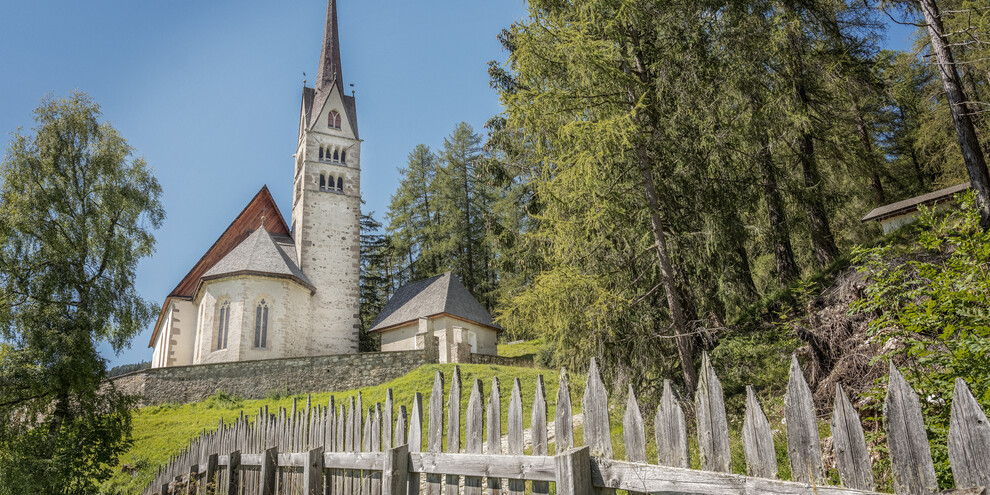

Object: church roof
[368,273,501,333]
[148,186,292,347]
[201,226,314,291]
[315,0,344,95]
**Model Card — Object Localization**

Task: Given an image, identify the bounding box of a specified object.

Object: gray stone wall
[469,353,535,368]
[113,349,432,406]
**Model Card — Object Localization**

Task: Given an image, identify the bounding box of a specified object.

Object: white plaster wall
[193,275,312,365]
[378,317,499,357]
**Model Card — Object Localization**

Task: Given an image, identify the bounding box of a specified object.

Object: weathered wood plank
[742,385,777,479]
[427,371,444,495]
[259,447,277,495]
[784,354,823,485]
[410,453,556,481]
[583,358,613,458]
[445,366,462,495]
[884,363,937,495]
[303,447,324,495]
[508,378,525,495]
[592,458,891,495]
[949,377,990,490]
[372,404,383,495]
[464,379,485,495]
[395,405,407,448]
[623,385,647,463]
[555,447,592,495]
[832,384,873,490]
[487,377,503,495]
[408,392,423,495]
[384,389,394,451]
[382,445,409,495]
[695,352,731,472]
[655,379,689,468]
[322,452,385,470]
[555,367,574,453]
[225,450,240,495]
[531,375,550,495]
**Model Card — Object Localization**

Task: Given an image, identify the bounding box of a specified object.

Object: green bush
[852,191,990,488]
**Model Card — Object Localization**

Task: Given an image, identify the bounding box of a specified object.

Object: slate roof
[201,226,313,292]
[369,273,500,332]
[861,183,970,222]
[149,186,291,347]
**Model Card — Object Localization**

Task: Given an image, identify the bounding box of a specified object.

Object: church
[149,0,361,368]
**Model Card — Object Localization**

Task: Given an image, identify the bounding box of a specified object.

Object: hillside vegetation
[104,364,586,494]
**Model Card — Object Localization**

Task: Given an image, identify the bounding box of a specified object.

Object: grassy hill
[105,363,585,494]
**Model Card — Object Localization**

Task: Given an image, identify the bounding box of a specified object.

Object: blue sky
[0,1,916,368]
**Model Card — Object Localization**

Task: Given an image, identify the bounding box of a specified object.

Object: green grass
[497,338,543,359]
[104,363,584,494]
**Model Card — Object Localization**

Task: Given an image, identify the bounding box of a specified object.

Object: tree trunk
[919,0,990,229]
[854,107,886,205]
[757,135,800,286]
[635,145,698,394]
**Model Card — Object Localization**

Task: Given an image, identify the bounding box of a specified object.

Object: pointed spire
[315,0,343,94]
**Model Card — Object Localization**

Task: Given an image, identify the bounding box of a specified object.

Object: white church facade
[149,0,361,368]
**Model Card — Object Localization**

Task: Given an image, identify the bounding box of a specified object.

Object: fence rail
[143,354,990,495]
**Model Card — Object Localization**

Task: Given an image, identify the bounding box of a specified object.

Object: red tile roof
[148,186,291,347]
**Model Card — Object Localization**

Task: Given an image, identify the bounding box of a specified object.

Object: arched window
[319,146,324,160]
[329,110,342,130]
[330,149,338,162]
[217,301,230,350]
[254,299,269,348]
[341,151,346,164]
[336,177,343,192]
[319,173,326,191]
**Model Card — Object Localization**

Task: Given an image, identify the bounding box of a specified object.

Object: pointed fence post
[487,377,503,495]
[556,368,574,453]
[407,392,423,495]
[427,371,444,495]
[203,454,218,495]
[531,375,550,495]
[583,358,613,458]
[655,379,689,468]
[695,352,730,472]
[885,363,938,495]
[464,379,485,495]
[742,386,777,479]
[623,385,647,463]
[508,378,525,495]
[832,384,873,490]
[445,366,462,495]
[949,377,990,490]
[785,354,823,485]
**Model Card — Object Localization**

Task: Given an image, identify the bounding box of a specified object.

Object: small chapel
[149,0,361,368]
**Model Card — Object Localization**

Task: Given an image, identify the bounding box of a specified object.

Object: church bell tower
[292,0,361,354]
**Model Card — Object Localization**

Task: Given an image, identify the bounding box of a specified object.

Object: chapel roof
[148,186,292,347]
[201,226,313,291]
[861,182,970,222]
[368,272,501,333]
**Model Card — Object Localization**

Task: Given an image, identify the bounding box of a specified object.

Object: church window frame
[328,110,342,130]
[340,151,346,164]
[319,173,326,191]
[216,300,230,350]
[254,299,269,349]
[319,146,324,161]
[336,177,343,192]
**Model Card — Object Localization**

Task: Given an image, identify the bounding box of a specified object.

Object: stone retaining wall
[469,353,535,368]
[112,349,434,406]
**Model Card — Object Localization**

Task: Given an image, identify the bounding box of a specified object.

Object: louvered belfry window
[254,299,269,348]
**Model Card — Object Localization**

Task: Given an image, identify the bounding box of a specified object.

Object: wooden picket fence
[143,354,990,495]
